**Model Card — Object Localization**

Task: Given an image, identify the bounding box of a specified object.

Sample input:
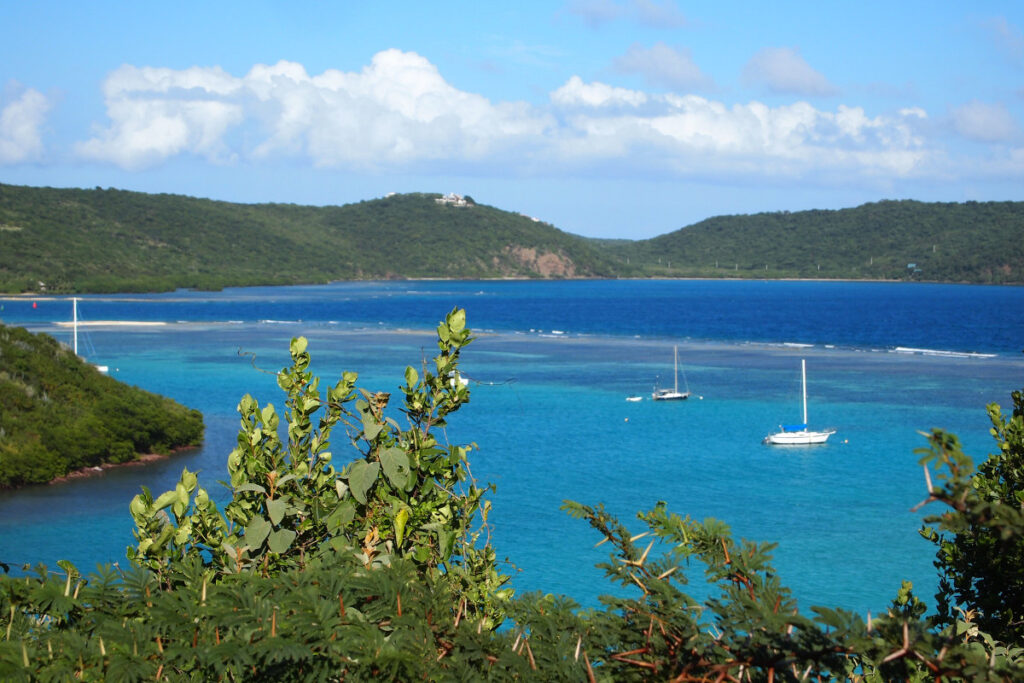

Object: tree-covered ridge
[611,199,1024,283]
[1,183,1021,291]
[0,184,617,293]
[0,323,204,487]
[1,310,1023,680]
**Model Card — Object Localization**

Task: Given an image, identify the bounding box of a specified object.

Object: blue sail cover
[782,424,807,432]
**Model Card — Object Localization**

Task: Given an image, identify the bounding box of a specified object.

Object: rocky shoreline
[48,453,170,485]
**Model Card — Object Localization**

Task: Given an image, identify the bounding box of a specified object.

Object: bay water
[1,280,1023,617]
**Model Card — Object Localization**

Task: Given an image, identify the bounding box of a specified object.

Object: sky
[1,1,1023,239]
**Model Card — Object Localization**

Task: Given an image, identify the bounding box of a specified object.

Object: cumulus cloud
[612,43,712,91]
[742,47,838,97]
[76,50,554,170]
[552,76,649,108]
[952,101,1020,143]
[567,0,686,28]
[548,78,929,177]
[74,50,944,183]
[0,85,51,164]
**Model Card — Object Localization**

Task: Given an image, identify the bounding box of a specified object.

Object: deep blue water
[1,280,1023,617]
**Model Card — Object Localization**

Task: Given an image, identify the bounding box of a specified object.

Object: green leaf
[405,365,419,387]
[290,337,308,356]
[245,516,271,549]
[233,483,267,495]
[448,308,466,333]
[347,461,380,504]
[362,417,383,441]
[327,501,355,533]
[380,447,412,490]
[394,507,410,546]
[153,490,178,511]
[267,497,287,526]
[268,528,296,554]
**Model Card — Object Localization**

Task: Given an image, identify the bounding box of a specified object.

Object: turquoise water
[1,280,1023,617]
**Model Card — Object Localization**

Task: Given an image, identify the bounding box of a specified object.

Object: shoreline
[47,452,171,486]
[1,275,1020,302]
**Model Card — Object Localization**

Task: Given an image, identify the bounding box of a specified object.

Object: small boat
[625,395,643,402]
[652,345,690,401]
[72,298,109,374]
[764,359,833,445]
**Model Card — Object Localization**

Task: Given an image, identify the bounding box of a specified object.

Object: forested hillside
[608,199,1024,283]
[0,323,204,487]
[0,184,616,292]
[0,183,1021,291]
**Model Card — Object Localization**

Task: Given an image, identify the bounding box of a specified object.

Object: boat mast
[801,359,808,426]
[673,345,679,393]
[72,297,79,356]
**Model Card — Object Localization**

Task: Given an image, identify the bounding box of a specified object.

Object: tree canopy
[0,323,204,487]
[2,183,1021,292]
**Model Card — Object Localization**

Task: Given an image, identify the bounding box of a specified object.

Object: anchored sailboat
[72,298,109,374]
[652,345,690,401]
[764,359,833,445]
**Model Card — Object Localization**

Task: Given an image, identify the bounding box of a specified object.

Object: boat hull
[652,391,689,401]
[765,430,834,445]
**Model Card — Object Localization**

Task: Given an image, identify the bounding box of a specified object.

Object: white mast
[673,345,679,393]
[801,359,808,426]
[73,297,79,355]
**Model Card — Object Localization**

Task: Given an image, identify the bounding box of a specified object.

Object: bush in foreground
[1,309,1022,680]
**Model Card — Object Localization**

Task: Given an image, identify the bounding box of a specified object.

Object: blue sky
[2,1,1022,238]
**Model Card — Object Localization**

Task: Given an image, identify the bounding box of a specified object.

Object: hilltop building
[435,192,471,207]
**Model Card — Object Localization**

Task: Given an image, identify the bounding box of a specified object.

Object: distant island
[0,323,204,488]
[0,182,1021,291]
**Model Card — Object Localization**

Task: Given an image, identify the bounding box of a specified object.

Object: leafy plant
[127,308,511,625]
[3,310,1024,680]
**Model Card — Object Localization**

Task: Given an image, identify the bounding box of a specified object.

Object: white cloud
[952,101,1020,143]
[742,47,838,97]
[549,79,930,177]
[551,76,648,108]
[73,51,952,183]
[77,50,555,170]
[0,85,51,164]
[567,0,686,28]
[613,43,712,91]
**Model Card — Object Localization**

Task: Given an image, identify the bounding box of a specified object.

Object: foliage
[608,199,1024,283]
[0,323,204,488]
[0,184,616,293]
[2,310,1024,680]
[127,308,511,625]
[2,184,1021,293]
[919,389,1024,644]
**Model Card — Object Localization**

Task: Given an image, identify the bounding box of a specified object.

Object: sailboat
[764,359,833,445]
[652,345,690,401]
[72,298,109,374]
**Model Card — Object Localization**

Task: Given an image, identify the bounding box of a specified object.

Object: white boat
[764,359,833,445]
[652,345,690,401]
[72,298,109,374]
[625,395,643,402]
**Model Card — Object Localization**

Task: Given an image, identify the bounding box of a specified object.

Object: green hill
[0,183,1022,291]
[606,200,1024,283]
[0,184,617,292]
[0,323,204,487]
